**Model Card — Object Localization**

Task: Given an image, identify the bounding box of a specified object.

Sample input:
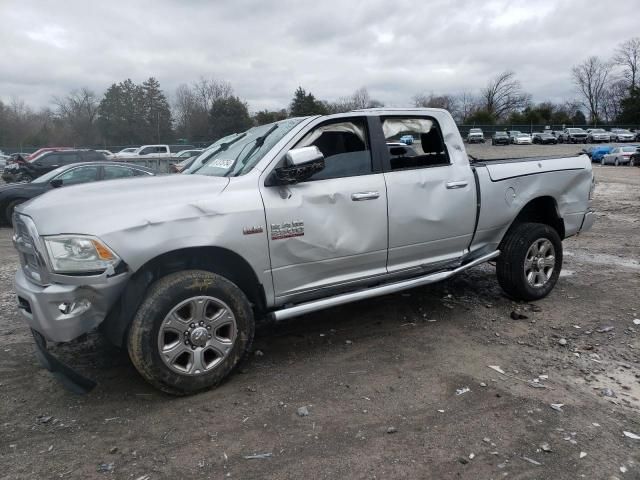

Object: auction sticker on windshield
[209,159,234,169]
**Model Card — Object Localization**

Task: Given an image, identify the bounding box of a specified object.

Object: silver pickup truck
[12,108,595,395]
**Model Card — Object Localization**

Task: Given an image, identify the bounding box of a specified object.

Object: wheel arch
[102,246,266,347]
[500,196,565,247]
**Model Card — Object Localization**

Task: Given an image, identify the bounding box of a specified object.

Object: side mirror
[273,146,325,184]
[50,179,63,188]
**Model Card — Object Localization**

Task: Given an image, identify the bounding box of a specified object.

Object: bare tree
[413,93,459,117]
[173,78,233,141]
[192,77,233,112]
[614,37,640,90]
[53,88,99,144]
[572,56,612,123]
[456,91,477,123]
[328,87,383,113]
[173,84,199,138]
[480,71,529,120]
[601,78,629,122]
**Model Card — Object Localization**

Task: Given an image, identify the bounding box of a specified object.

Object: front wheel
[127,270,255,395]
[496,222,563,301]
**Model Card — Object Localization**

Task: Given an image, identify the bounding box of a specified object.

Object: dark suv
[2,150,107,182]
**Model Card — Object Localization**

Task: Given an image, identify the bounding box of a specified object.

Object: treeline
[1,37,639,149]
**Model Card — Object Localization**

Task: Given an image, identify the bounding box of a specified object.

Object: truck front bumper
[14,268,129,343]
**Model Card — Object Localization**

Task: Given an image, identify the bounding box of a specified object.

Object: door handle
[351,191,380,201]
[446,181,468,189]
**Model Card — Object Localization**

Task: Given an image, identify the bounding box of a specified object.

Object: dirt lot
[1,146,639,479]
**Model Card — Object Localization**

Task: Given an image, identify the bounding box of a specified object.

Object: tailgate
[485,155,589,181]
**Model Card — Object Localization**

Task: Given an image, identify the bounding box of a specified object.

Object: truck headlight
[43,235,120,273]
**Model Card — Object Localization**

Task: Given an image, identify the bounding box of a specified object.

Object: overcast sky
[0,0,636,112]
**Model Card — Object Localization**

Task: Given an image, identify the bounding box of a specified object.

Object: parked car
[0,155,7,172]
[507,130,521,143]
[399,135,414,145]
[532,132,558,144]
[95,150,114,159]
[586,128,611,143]
[1,150,107,183]
[116,147,139,155]
[6,153,30,165]
[12,108,595,395]
[170,157,198,173]
[115,144,196,158]
[610,129,636,142]
[587,145,614,163]
[26,147,72,161]
[601,146,639,165]
[558,128,588,144]
[630,147,640,166]
[466,128,485,143]
[174,149,203,159]
[513,133,533,145]
[491,131,510,145]
[1,162,154,226]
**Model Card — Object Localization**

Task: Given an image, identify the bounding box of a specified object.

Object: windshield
[183,133,245,174]
[495,132,507,137]
[194,118,304,177]
[619,130,631,134]
[568,128,585,133]
[517,133,529,137]
[621,147,637,152]
[591,129,605,133]
[31,165,70,183]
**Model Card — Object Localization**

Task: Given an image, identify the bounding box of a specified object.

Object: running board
[272,250,500,321]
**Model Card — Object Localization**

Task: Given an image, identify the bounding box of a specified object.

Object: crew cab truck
[12,108,595,395]
[115,144,195,158]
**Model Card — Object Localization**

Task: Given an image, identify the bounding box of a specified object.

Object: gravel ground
[0,147,639,479]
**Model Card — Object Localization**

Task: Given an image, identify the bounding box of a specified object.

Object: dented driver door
[260,117,388,304]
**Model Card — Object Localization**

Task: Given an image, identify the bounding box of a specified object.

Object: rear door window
[381,117,450,170]
[55,165,100,185]
[36,154,61,167]
[60,153,80,165]
[103,165,137,180]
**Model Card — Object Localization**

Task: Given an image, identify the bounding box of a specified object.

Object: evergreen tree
[208,96,253,141]
[289,87,328,116]
[142,77,173,143]
[618,87,640,123]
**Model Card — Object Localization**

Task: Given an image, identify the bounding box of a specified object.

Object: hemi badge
[243,226,264,235]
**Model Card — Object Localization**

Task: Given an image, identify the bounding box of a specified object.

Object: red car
[27,147,72,161]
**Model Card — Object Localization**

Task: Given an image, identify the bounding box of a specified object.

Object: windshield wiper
[191,133,247,173]
[225,124,279,177]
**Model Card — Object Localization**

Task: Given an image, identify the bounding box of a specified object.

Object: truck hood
[18,174,230,236]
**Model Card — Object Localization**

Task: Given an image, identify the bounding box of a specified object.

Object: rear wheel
[614,158,619,166]
[127,270,255,395]
[497,222,562,301]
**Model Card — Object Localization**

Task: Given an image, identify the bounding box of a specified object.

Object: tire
[631,159,635,167]
[127,270,255,395]
[614,158,619,166]
[4,199,25,226]
[496,222,563,301]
